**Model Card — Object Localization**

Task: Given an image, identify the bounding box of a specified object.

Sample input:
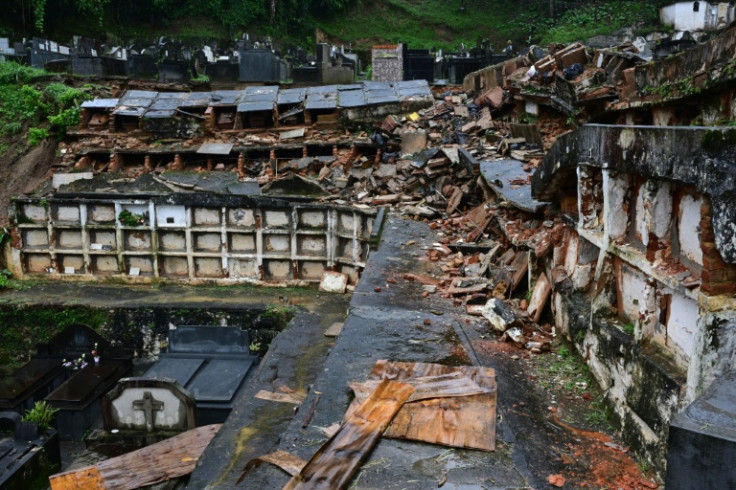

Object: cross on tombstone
[132,391,164,432]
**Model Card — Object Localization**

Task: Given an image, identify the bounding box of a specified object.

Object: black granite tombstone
[0,324,109,412]
[127,54,158,79]
[204,59,240,82]
[142,326,257,425]
[158,60,191,84]
[39,326,132,440]
[404,49,434,82]
[239,49,279,83]
[666,371,736,489]
[447,57,482,84]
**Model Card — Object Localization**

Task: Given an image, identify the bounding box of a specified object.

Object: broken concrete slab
[481,298,519,332]
[261,174,329,198]
[480,159,549,213]
[319,271,348,294]
[400,130,428,156]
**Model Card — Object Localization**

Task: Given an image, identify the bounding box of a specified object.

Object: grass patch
[533,339,612,430]
[317,0,669,52]
[317,0,535,51]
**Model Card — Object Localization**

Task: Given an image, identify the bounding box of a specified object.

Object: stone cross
[132,391,164,432]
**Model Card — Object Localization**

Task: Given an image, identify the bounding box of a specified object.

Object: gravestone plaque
[103,378,197,432]
[169,325,250,354]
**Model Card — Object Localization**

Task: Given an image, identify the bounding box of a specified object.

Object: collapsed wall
[532,124,736,470]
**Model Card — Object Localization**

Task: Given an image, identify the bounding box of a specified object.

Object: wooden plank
[345,361,498,452]
[527,272,551,323]
[386,393,497,451]
[349,372,486,405]
[446,283,488,296]
[508,251,529,292]
[50,466,106,490]
[49,424,221,490]
[254,389,305,405]
[238,449,307,483]
[346,372,490,420]
[284,379,414,490]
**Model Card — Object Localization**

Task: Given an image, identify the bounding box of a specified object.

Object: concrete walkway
[191,215,542,489]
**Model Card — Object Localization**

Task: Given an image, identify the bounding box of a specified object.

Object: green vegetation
[0,63,93,150]
[27,127,50,146]
[534,339,612,430]
[0,269,12,289]
[3,1,672,53]
[531,1,668,45]
[118,209,146,227]
[262,303,299,326]
[622,322,635,335]
[21,400,60,433]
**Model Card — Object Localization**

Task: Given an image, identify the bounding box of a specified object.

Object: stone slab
[188,358,255,403]
[480,159,549,213]
[319,271,348,294]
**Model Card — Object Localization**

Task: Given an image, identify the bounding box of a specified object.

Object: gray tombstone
[102,377,197,432]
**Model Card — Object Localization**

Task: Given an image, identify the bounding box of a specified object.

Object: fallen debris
[238,450,307,483]
[346,360,497,451]
[319,271,348,294]
[254,389,306,405]
[482,298,520,332]
[284,379,414,489]
[49,424,221,490]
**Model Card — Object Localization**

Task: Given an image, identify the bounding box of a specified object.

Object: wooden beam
[49,424,221,490]
[284,379,414,489]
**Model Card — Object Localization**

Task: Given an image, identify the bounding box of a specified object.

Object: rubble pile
[26,27,736,358]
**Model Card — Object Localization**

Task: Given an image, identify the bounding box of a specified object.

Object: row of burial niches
[0,313,279,449]
[10,198,377,285]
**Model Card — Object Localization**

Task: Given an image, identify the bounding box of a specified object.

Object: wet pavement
[191,215,538,489]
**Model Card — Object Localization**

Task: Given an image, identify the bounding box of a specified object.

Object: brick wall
[700,197,736,295]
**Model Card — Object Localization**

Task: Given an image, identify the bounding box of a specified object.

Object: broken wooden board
[238,449,307,483]
[527,272,551,323]
[446,282,488,296]
[346,361,497,452]
[508,251,529,292]
[284,379,414,489]
[49,467,105,490]
[49,424,221,490]
[446,186,464,215]
[255,389,306,405]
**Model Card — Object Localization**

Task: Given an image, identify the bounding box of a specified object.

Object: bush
[0,269,11,289]
[49,107,81,138]
[27,127,49,146]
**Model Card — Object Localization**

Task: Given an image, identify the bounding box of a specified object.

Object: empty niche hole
[167,217,175,224]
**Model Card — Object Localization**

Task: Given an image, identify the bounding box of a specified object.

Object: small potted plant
[20,401,60,436]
